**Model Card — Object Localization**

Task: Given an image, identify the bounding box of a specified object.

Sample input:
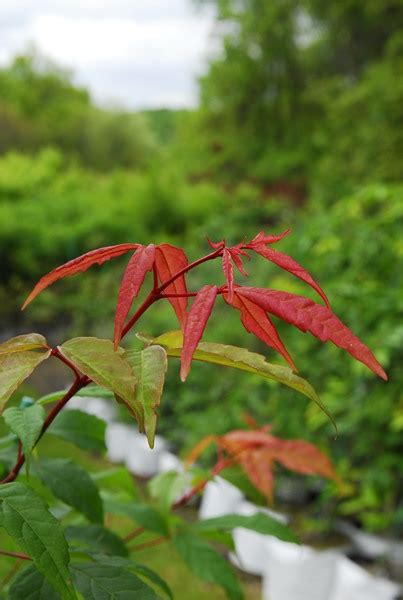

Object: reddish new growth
[23,230,387,382]
[186,420,341,503]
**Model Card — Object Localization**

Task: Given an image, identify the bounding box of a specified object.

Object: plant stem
[1,376,87,484]
[0,549,31,561]
[129,536,167,553]
[2,559,24,586]
[123,527,145,543]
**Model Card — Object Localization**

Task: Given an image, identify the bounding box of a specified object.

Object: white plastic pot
[328,555,400,600]
[125,434,166,478]
[105,423,134,463]
[157,451,183,474]
[262,539,337,600]
[199,477,244,520]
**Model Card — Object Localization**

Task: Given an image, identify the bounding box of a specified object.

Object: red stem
[0,549,31,561]
[157,246,224,295]
[130,536,167,553]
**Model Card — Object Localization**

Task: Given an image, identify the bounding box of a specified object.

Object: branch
[129,536,167,553]
[0,549,31,561]
[1,376,87,484]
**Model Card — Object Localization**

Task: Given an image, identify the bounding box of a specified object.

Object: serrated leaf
[36,459,103,523]
[114,244,156,348]
[238,287,387,380]
[152,331,330,420]
[192,512,297,543]
[66,524,128,557]
[222,249,234,302]
[0,482,74,599]
[174,531,243,600]
[49,409,106,453]
[0,336,51,413]
[3,404,45,475]
[180,285,218,382]
[102,499,169,536]
[90,556,173,600]
[124,346,167,446]
[155,244,188,329]
[59,337,139,421]
[229,292,296,370]
[22,243,139,309]
[71,562,161,600]
[8,564,61,600]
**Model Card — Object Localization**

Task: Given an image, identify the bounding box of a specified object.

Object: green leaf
[3,404,45,475]
[71,562,161,600]
[0,334,48,355]
[59,337,138,420]
[152,331,327,417]
[66,524,128,557]
[103,499,169,536]
[36,459,103,524]
[76,385,115,399]
[0,335,51,413]
[148,471,188,513]
[174,531,243,600]
[125,346,167,448]
[192,513,298,543]
[90,556,173,600]
[48,409,106,453]
[8,564,61,600]
[92,467,138,498]
[0,482,74,599]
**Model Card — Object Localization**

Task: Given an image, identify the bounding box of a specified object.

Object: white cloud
[0,0,215,108]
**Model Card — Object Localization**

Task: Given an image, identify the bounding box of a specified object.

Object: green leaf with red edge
[248,245,330,307]
[124,345,167,447]
[114,244,156,349]
[151,331,332,423]
[237,287,387,380]
[0,335,51,413]
[180,284,218,381]
[155,243,188,329]
[227,292,296,370]
[22,243,139,309]
[222,248,234,302]
[59,337,139,422]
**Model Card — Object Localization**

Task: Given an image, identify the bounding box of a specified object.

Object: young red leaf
[229,247,249,277]
[270,439,338,481]
[238,287,388,380]
[222,248,234,302]
[22,243,139,309]
[155,244,189,330]
[114,244,155,348]
[251,245,330,307]
[180,285,218,382]
[249,229,290,246]
[229,292,296,370]
[239,448,275,502]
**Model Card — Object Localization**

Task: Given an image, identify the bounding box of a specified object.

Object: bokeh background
[0,0,402,582]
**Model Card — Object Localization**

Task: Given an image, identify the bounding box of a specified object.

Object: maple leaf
[226,291,296,370]
[237,287,387,380]
[187,426,340,504]
[22,243,139,309]
[155,244,189,330]
[180,285,218,382]
[246,233,330,307]
[114,244,156,349]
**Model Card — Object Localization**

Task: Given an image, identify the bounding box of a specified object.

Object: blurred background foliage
[0,0,402,534]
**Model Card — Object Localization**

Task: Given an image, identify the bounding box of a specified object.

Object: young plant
[0,232,386,599]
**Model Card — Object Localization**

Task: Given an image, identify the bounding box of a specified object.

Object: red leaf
[251,245,330,307]
[249,229,290,245]
[22,243,139,310]
[239,448,274,502]
[229,292,296,370]
[180,285,218,382]
[114,244,156,348]
[270,439,338,480]
[222,249,234,302]
[238,287,388,380]
[155,244,189,330]
[229,247,249,277]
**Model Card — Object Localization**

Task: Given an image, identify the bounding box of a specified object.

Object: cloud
[0,0,215,108]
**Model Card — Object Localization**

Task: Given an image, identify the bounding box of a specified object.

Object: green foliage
[3,404,45,475]
[48,410,107,454]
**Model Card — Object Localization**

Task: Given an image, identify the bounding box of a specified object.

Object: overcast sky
[0,0,215,108]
